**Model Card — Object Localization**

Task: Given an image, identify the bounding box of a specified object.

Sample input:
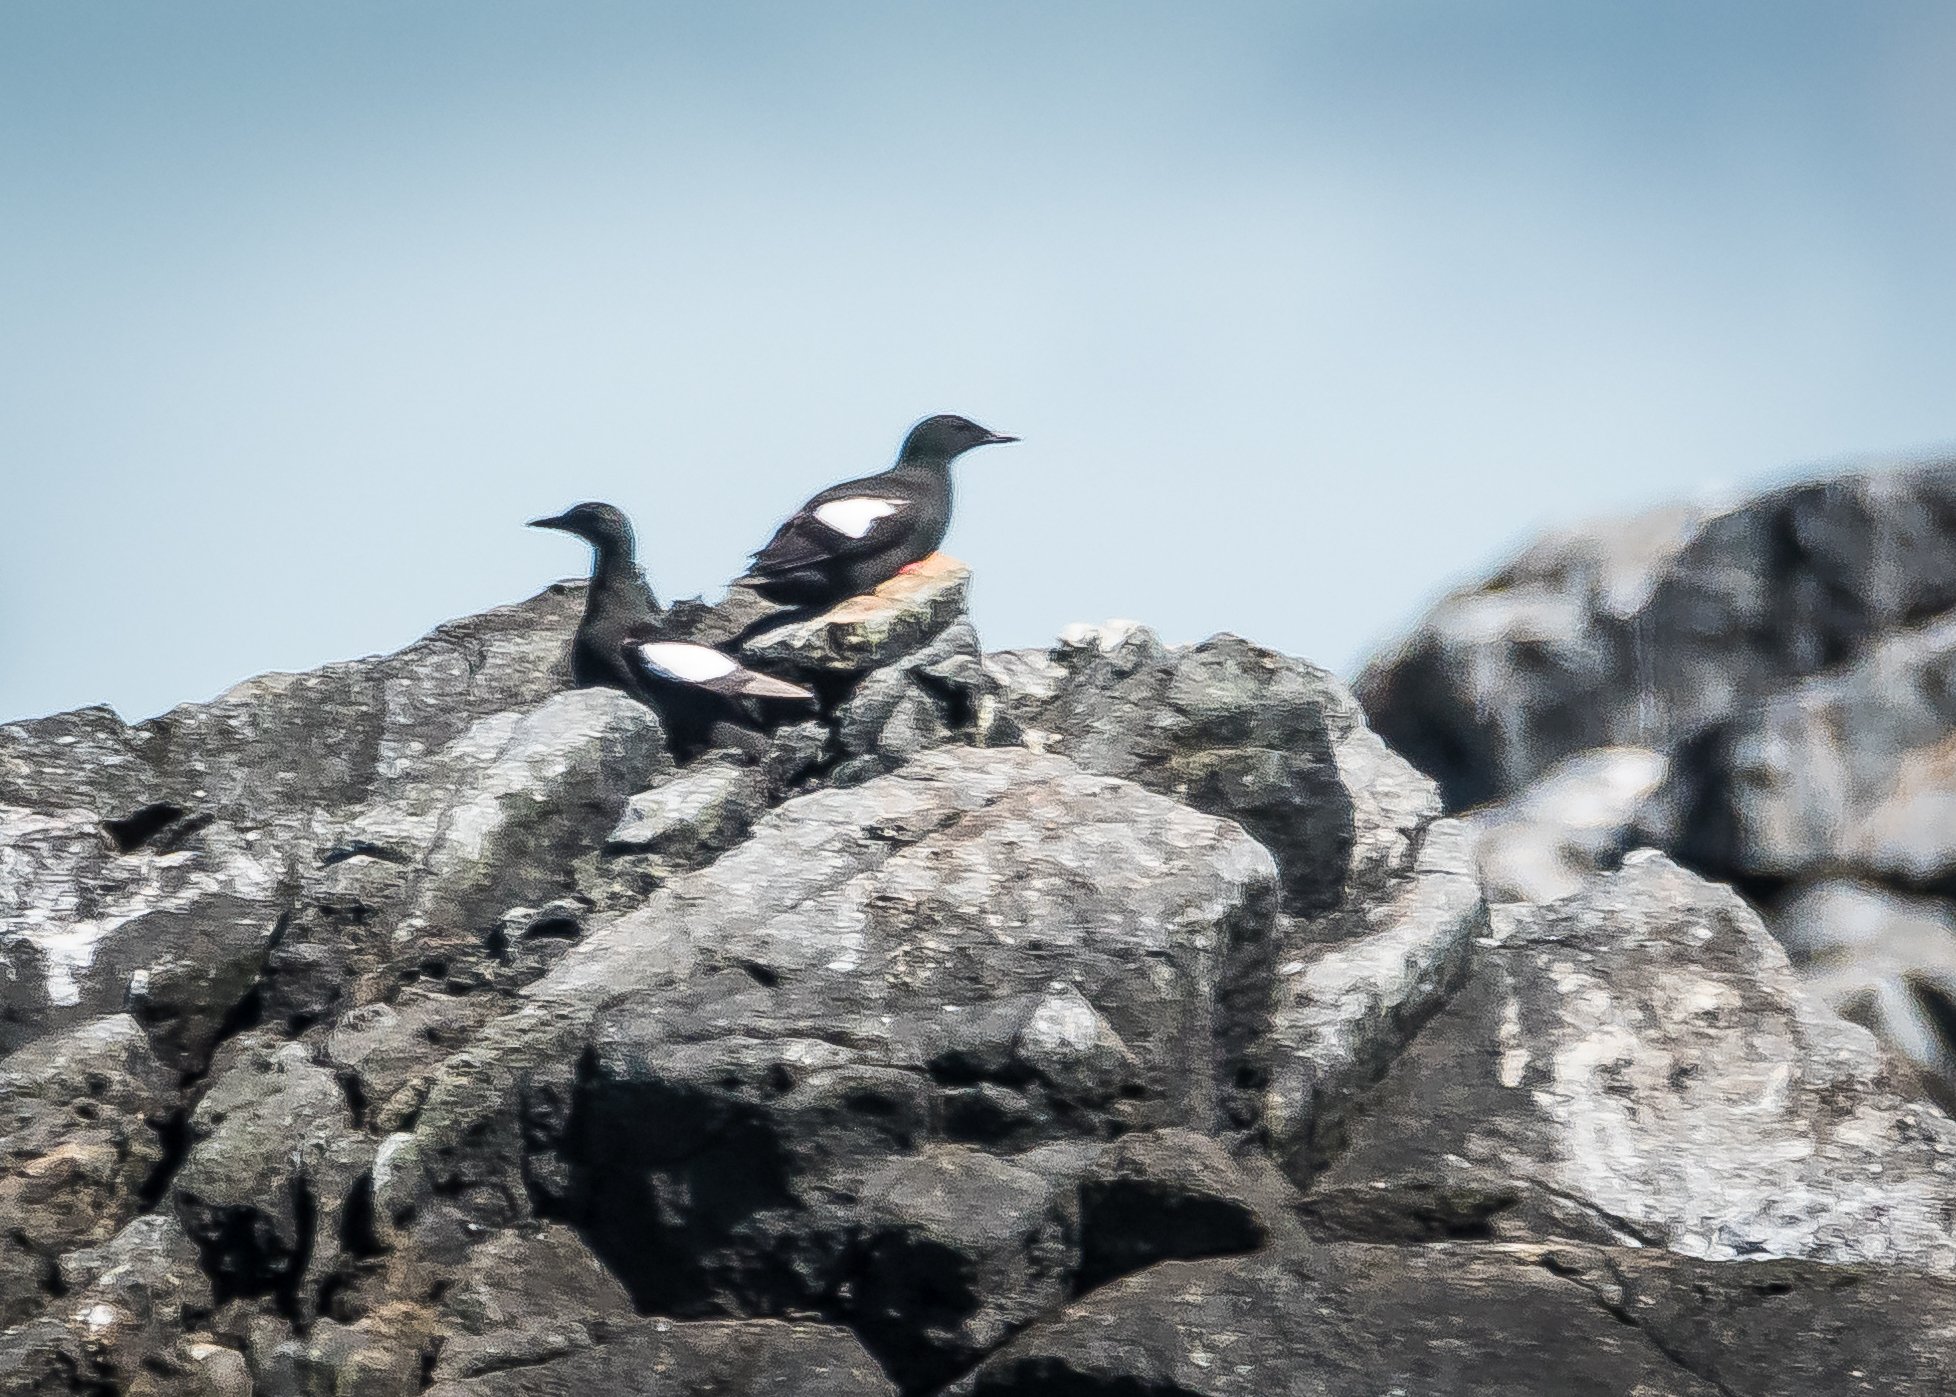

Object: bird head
[897,414,1019,466]
[528,501,635,552]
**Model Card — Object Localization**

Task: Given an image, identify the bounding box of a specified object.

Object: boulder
[952,1239,1956,1396]
[990,624,1440,915]
[0,1216,214,1395]
[742,554,971,674]
[1358,467,1956,810]
[1315,854,1956,1268]
[422,1317,898,1397]
[0,1015,175,1326]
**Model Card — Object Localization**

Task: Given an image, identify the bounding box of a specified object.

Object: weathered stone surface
[1675,614,1956,887]
[0,1216,213,1395]
[953,1240,1956,1397]
[743,553,971,673]
[1469,745,1669,903]
[423,1317,898,1397]
[0,805,282,1061]
[1255,818,1484,1181]
[552,749,1275,1333]
[830,619,1004,786]
[172,1034,372,1314]
[1771,879,1956,1107]
[261,688,666,1029]
[426,1224,633,1383]
[1359,467,1956,810]
[1318,853,1956,1267]
[604,754,766,860]
[1359,463,1956,1105]
[11,566,1956,1396]
[0,1015,174,1327]
[991,623,1438,915]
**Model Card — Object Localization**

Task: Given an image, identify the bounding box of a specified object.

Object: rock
[1253,818,1484,1181]
[0,1215,214,1395]
[952,1239,1956,1396]
[172,1034,372,1314]
[136,585,586,839]
[1316,853,1956,1268]
[0,586,590,1062]
[427,1224,633,1382]
[1770,880,1956,1106]
[554,748,1276,1322]
[0,1014,174,1327]
[845,1144,1082,1389]
[1673,614,1956,887]
[422,1317,898,1396]
[18,562,1956,1394]
[262,688,666,1028]
[603,754,768,865]
[1073,1129,1275,1292]
[992,624,1437,915]
[0,805,282,1062]
[1469,746,1669,903]
[1358,463,1956,1104]
[743,554,971,674]
[830,619,1004,785]
[1358,468,1956,810]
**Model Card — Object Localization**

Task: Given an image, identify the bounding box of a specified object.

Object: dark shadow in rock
[101,801,188,853]
[964,1362,1208,1397]
[1076,1177,1267,1294]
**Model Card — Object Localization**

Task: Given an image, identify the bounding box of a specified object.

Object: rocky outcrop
[1361,460,1956,1106]
[5,559,1955,1395]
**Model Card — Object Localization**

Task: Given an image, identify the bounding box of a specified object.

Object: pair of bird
[529,413,1017,759]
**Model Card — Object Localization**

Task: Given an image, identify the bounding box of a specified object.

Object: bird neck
[889,453,955,482]
[588,538,643,593]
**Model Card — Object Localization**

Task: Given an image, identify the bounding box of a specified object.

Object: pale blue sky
[4,2,1955,723]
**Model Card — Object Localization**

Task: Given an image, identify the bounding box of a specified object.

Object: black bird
[735,414,1017,608]
[529,502,814,760]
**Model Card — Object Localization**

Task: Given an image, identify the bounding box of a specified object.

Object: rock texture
[5,560,1956,1395]
[1361,459,1956,1105]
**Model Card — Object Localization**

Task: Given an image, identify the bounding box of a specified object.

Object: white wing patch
[813,496,905,540]
[636,641,740,683]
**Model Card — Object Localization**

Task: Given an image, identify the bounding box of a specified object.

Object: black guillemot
[529,502,814,760]
[734,414,1016,608]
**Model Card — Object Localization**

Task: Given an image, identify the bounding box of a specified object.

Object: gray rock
[1771,880,1956,1106]
[1254,818,1485,1181]
[952,1239,1956,1396]
[0,1215,213,1395]
[1469,745,1669,903]
[247,1314,421,1397]
[0,1014,174,1327]
[262,688,665,1027]
[992,623,1438,915]
[1317,853,1956,1268]
[830,619,1003,786]
[556,748,1276,1322]
[0,803,282,1062]
[742,554,971,674]
[1359,466,1956,809]
[172,1034,372,1314]
[604,753,767,864]
[1674,613,1956,886]
[422,1317,898,1397]
[427,1224,633,1382]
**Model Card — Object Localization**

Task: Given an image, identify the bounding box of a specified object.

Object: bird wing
[627,640,815,703]
[746,476,919,576]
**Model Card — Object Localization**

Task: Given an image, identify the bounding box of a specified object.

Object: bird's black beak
[528,514,571,532]
[983,431,1020,445]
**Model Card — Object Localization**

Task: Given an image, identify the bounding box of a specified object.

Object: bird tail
[735,671,818,704]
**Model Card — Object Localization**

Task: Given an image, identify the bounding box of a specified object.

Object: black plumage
[736,414,1017,608]
[529,502,814,761]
